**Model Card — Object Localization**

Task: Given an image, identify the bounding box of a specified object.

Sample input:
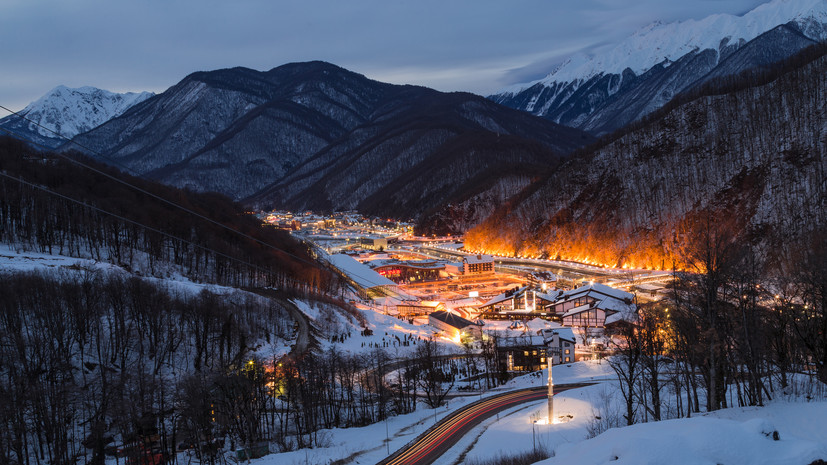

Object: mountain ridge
[0,86,153,149]
[490,0,827,135]
[467,42,827,271]
[67,61,593,224]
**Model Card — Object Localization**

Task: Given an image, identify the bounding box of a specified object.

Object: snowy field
[447,361,827,465]
[240,359,827,465]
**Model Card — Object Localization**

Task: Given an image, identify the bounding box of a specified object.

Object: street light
[542,330,558,424]
[532,420,537,454]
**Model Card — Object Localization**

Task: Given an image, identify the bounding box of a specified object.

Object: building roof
[479,291,512,308]
[429,311,475,330]
[561,297,633,318]
[327,253,397,289]
[367,259,444,271]
[561,303,596,319]
[494,328,576,347]
[559,282,633,302]
[537,290,563,302]
[464,254,493,264]
[605,307,639,326]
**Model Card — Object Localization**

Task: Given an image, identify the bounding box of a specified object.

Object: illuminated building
[476,286,561,320]
[462,254,494,275]
[551,282,635,328]
[428,311,482,341]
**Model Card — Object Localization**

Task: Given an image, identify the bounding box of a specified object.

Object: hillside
[245,90,587,222]
[490,0,827,135]
[466,43,827,271]
[0,136,331,289]
[67,61,592,223]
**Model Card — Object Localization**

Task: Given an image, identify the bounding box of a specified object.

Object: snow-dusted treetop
[500,0,827,94]
[15,85,154,139]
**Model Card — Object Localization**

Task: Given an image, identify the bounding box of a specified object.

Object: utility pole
[385,416,390,455]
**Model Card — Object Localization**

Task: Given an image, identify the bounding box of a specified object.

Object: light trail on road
[378,383,591,465]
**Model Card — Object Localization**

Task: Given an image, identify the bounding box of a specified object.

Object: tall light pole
[543,330,557,424]
[547,344,554,423]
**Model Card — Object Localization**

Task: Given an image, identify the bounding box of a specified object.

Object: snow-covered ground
[447,362,827,465]
[292,298,454,357]
[0,248,238,295]
[241,361,615,465]
[6,247,827,465]
[0,247,298,364]
[541,400,827,465]
[238,358,827,465]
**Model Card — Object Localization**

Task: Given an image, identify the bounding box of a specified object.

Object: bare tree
[792,231,827,385]
[606,315,642,425]
[416,338,454,408]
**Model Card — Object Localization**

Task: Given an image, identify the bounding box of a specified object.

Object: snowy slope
[505,0,827,94]
[0,85,153,147]
[541,401,827,465]
[492,0,827,135]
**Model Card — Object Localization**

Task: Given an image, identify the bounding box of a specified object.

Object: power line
[0,104,144,177]
[0,170,288,283]
[0,119,322,269]
[0,107,393,291]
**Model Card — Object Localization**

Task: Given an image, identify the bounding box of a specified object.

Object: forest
[0,268,494,465]
[0,137,487,464]
[598,217,827,435]
[464,42,827,271]
[0,137,334,293]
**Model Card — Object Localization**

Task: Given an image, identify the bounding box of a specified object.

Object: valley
[1,0,827,464]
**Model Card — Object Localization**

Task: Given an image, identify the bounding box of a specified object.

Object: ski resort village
[4,0,827,464]
[274,210,665,357]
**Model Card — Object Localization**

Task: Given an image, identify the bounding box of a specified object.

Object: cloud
[0,0,768,110]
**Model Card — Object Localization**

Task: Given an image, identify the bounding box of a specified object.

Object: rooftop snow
[499,0,827,95]
[327,253,397,289]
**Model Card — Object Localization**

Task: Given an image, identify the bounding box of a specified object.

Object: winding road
[244,287,317,358]
[378,383,592,465]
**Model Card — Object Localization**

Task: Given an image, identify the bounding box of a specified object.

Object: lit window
[565,357,570,362]
[565,349,570,354]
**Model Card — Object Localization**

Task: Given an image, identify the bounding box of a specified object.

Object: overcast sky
[1,0,768,111]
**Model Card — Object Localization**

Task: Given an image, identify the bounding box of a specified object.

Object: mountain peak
[2,86,154,144]
[490,0,827,135]
[501,0,827,94]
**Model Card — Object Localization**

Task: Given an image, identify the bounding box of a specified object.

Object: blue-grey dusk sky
[1,0,767,111]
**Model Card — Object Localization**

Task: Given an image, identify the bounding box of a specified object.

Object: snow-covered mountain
[491,0,827,135]
[469,41,827,271]
[0,85,153,148]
